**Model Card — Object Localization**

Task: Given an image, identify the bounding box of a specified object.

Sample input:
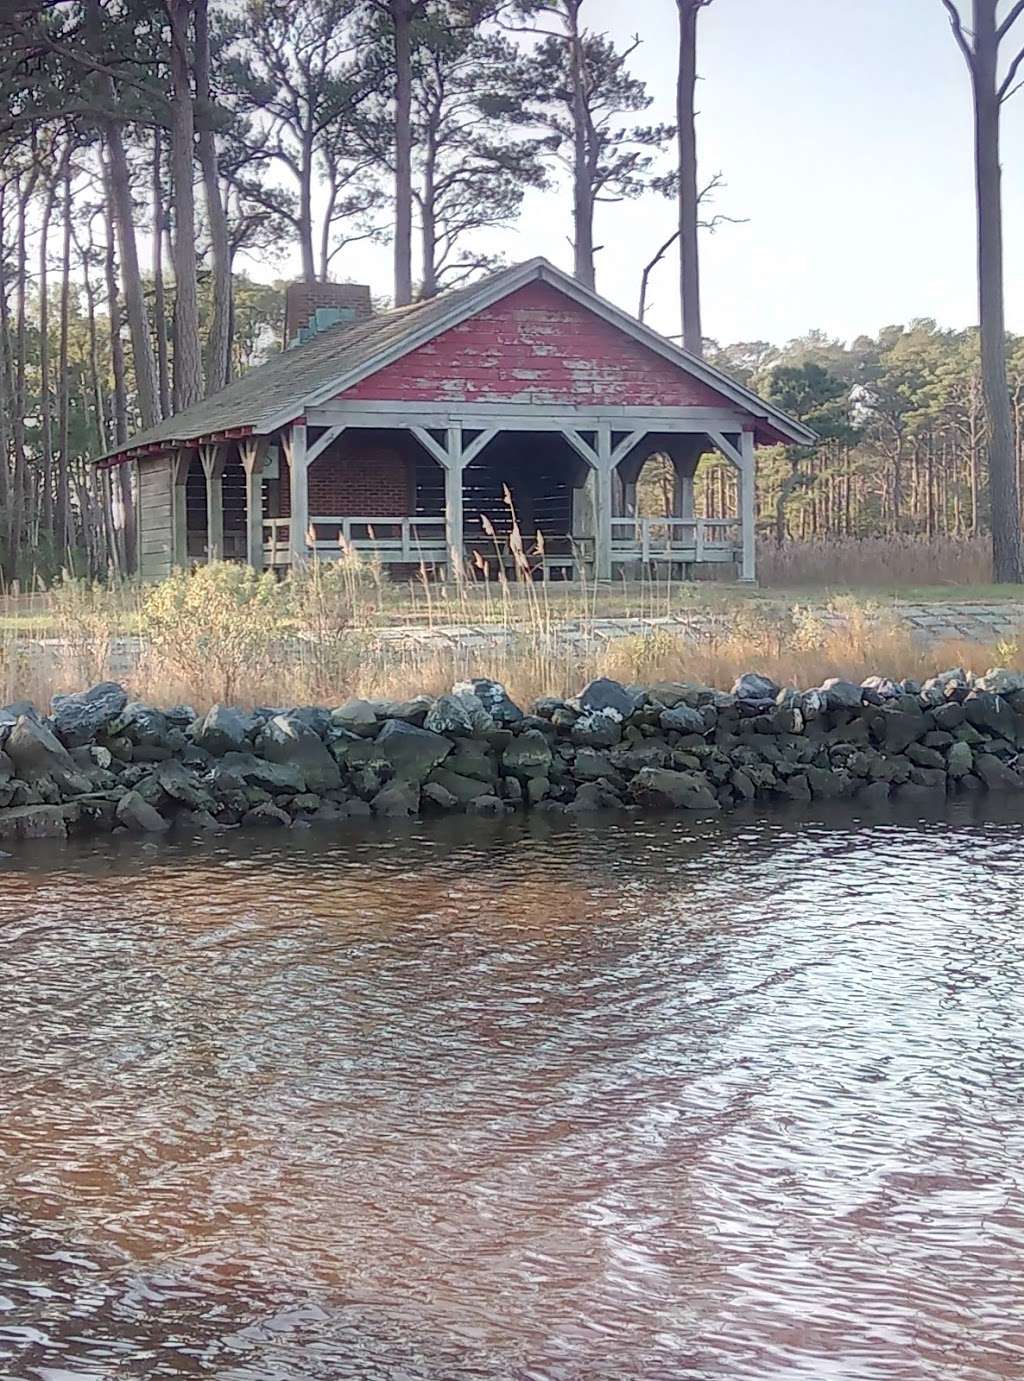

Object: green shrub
[141,562,284,704]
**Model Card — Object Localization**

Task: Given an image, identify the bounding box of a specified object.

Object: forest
[0,0,1022,586]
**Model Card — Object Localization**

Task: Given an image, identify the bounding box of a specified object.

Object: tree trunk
[82,0,161,430]
[420,123,439,298]
[152,129,172,416]
[194,0,232,392]
[57,164,72,558]
[0,191,12,581]
[38,176,56,540]
[567,0,595,288]
[297,129,317,283]
[971,0,1022,580]
[103,164,132,574]
[676,0,703,355]
[167,0,204,409]
[393,0,414,305]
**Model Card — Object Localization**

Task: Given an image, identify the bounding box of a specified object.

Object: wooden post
[285,421,309,568]
[239,437,268,571]
[594,423,614,581]
[199,443,225,562]
[172,448,189,567]
[445,422,464,580]
[739,427,757,584]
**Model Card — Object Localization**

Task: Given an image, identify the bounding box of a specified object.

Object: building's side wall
[138,454,175,580]
[336,281,735,408]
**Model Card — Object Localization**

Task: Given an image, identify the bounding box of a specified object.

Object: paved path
[10,601,1024,683]
[370,601,1024,656]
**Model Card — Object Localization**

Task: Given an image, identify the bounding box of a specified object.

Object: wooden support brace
[199,443,226,562]
[239,437,269,571]
[306,424,347,467]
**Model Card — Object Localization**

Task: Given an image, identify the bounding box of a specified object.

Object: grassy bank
[3,560,1021,714]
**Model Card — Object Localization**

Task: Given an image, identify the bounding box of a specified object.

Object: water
[2,801,1024,1380]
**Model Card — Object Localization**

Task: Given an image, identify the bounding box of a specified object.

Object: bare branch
[998,42,1024,99]
[941,0,975,69]
[638,227,680,322]
[998,0,1024,42]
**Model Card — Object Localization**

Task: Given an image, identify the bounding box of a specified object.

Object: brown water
[2,802,1024,1380]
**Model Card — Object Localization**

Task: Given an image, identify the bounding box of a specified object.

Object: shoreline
[3,668,1024,843]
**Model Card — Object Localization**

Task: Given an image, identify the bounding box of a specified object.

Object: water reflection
[3,802,1024,1378]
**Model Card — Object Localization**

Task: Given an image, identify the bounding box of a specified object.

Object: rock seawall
[3,668,1024,841]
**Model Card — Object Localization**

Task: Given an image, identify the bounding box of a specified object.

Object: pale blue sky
[260,0,1024,349]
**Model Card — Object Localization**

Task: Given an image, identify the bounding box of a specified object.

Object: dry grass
[758,535,993,589]
[3,569,1020,715]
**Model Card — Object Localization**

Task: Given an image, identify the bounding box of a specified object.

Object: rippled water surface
[3,801,1024,1380]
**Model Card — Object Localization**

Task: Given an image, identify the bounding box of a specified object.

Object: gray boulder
[115,790,170,833]
[649,682,701,710]
[628,767,719,811]
[946,740,973,778]
[974,753,1024,791]
[371,780,420,817]
[964,693,1019,743]
[156,760,215,811]
[857,780,891,807]
[427,767,495,805]
[466,794,509,817]
[422,781,460,812]
[879,708,927,754]
[424,693,476,736]
[257,714,342,792]
[51,682,128,747]
[861,675,901,700]
[218,751,307,794]
[659,705,706,735]
[372,695,432,726]
[242,801,291,828]
[0,803,70,840]
[573,678,636,721]
[820,678,864,711]
[732,673,780,702]
[573,747,617,781]
[570,711,622,749]
[977,667,1024,695]
[331,699,379,737]
[191,704,254,756]
[933,702,965,730]
[453,678,524,725]
[372,719,452,783]
[445,738,498,783]
[502,729,552,777]
[5,716,74,784]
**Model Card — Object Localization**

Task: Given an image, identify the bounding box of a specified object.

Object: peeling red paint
[338,282,733,409]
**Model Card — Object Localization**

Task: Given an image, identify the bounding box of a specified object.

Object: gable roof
[97,258,816,464]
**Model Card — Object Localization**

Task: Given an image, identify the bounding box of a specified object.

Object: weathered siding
[138,455,174,580]
[337,281,733,408]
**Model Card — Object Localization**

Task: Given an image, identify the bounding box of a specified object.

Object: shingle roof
[98,257,815,463]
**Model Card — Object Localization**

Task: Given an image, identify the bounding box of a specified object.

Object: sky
[244,0,1024,351]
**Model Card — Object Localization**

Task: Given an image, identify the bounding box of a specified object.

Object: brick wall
[275,436,414,518]
[338,280,733,408]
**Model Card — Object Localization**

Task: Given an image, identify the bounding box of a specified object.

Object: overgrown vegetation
[3,557,1022,713]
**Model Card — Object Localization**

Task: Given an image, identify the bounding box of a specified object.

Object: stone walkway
[10,601,1024,683]
[369,602,1024,657]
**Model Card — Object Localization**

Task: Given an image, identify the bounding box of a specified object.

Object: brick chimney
[284,280,373,345]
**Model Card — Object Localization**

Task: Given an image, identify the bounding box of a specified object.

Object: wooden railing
[264,516,448,567]
[610,517,740,563]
